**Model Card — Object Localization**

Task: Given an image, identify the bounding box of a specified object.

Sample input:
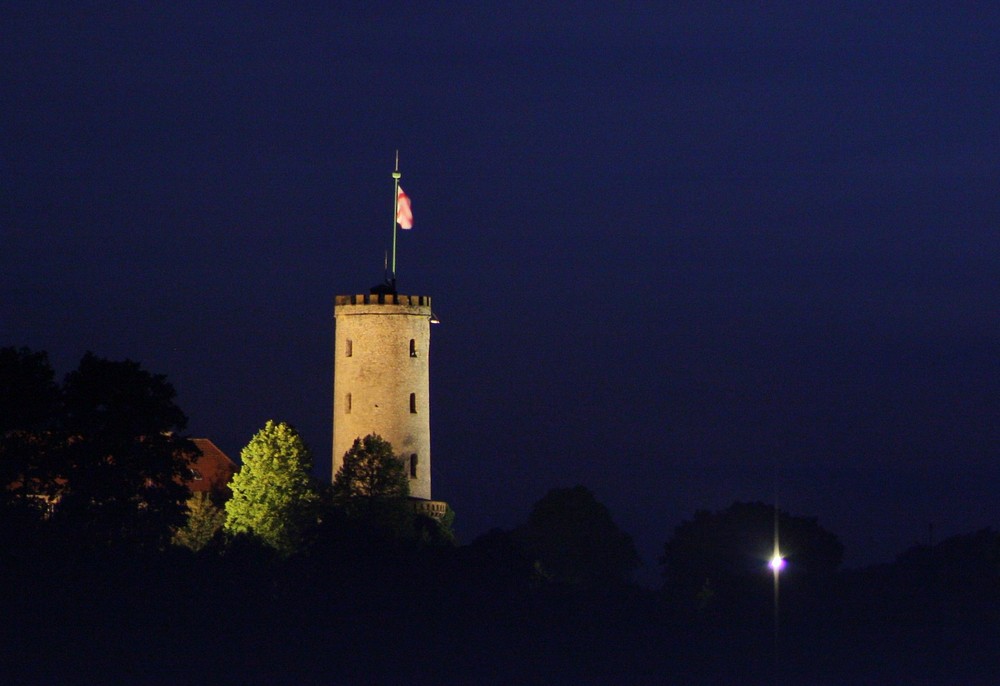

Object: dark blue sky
[5,3,998,577]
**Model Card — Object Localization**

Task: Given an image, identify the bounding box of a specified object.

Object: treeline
[2,348,999,685]
[4,494,998,684]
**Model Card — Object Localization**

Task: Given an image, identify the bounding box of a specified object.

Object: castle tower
[332,292,437,503]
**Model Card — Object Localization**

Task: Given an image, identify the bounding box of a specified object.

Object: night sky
[5,4,998,580]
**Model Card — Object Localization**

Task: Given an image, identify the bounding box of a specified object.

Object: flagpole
[391,151,401,286]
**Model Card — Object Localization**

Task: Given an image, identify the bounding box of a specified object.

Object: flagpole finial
[393,150,401,180]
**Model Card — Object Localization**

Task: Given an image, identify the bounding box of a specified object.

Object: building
[331,291,446,518]
[187,438,237,498]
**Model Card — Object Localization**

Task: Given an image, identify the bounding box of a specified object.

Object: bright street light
[769,552,786,573]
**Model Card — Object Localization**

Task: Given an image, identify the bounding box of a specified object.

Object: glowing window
[409,393,416,413]
[345,339,353,357]
[410,454,418,478]
[346,393,352,413]
[409,339,417,357]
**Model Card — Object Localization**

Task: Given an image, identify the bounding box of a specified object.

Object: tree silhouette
[332,434,410,502]
[660,501,843,613]
[53,352,196,548]
[0,347,62,511]
[512,485,640,586]
[330,433,414,539]
[0,347,61,433]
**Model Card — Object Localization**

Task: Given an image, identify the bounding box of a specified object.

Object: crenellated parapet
[335,294,431,308]
[411,499,448,520]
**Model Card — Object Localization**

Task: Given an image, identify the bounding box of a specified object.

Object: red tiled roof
[186,438,237,494]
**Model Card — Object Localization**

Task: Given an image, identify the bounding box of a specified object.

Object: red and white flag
[396,187,413,229]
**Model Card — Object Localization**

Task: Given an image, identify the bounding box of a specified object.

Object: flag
[396,187,413,229]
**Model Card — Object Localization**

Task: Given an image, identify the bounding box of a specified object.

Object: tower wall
[332,293,433,500]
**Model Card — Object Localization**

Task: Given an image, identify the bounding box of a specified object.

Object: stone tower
[332,292,443,511]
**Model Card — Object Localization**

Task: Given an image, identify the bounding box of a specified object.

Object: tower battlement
[335,294,431,308]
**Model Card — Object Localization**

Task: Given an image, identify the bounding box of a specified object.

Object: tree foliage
[512,485,640,586]
[173,492,226,552]
[330,434,420,540]
[55,353,196,546]
[660,501,843,610]
[0,347,61,434]
[332,434,410,502]
[0,347,62,510]
[224,420,318,555]
[1,349,195,548]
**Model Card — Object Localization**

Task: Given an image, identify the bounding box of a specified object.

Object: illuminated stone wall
[332,294,433,500]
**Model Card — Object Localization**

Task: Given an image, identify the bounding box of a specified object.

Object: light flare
[769,552,786,572]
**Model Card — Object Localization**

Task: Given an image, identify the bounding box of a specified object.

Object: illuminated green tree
[173,492,226,552]
[224,420,318,555]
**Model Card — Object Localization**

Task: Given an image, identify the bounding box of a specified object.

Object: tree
[53,352,196,548]
[173,492,226,552]
[331,434,413,538]
[660,501,843,613]
[890,528,1000,619]
[0,347,61,434]
[332,434,409,502]
[224,420,319,555]
[0,347,62,511]
[512,485,640,586]
[2,349,197,547]
[410,503,458,546]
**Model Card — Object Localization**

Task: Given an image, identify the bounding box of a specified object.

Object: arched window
[409,393,417,413]
[345,393,352,413]
[409,454,418,478]
[409,338,417,357]
[345,339,353,357]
